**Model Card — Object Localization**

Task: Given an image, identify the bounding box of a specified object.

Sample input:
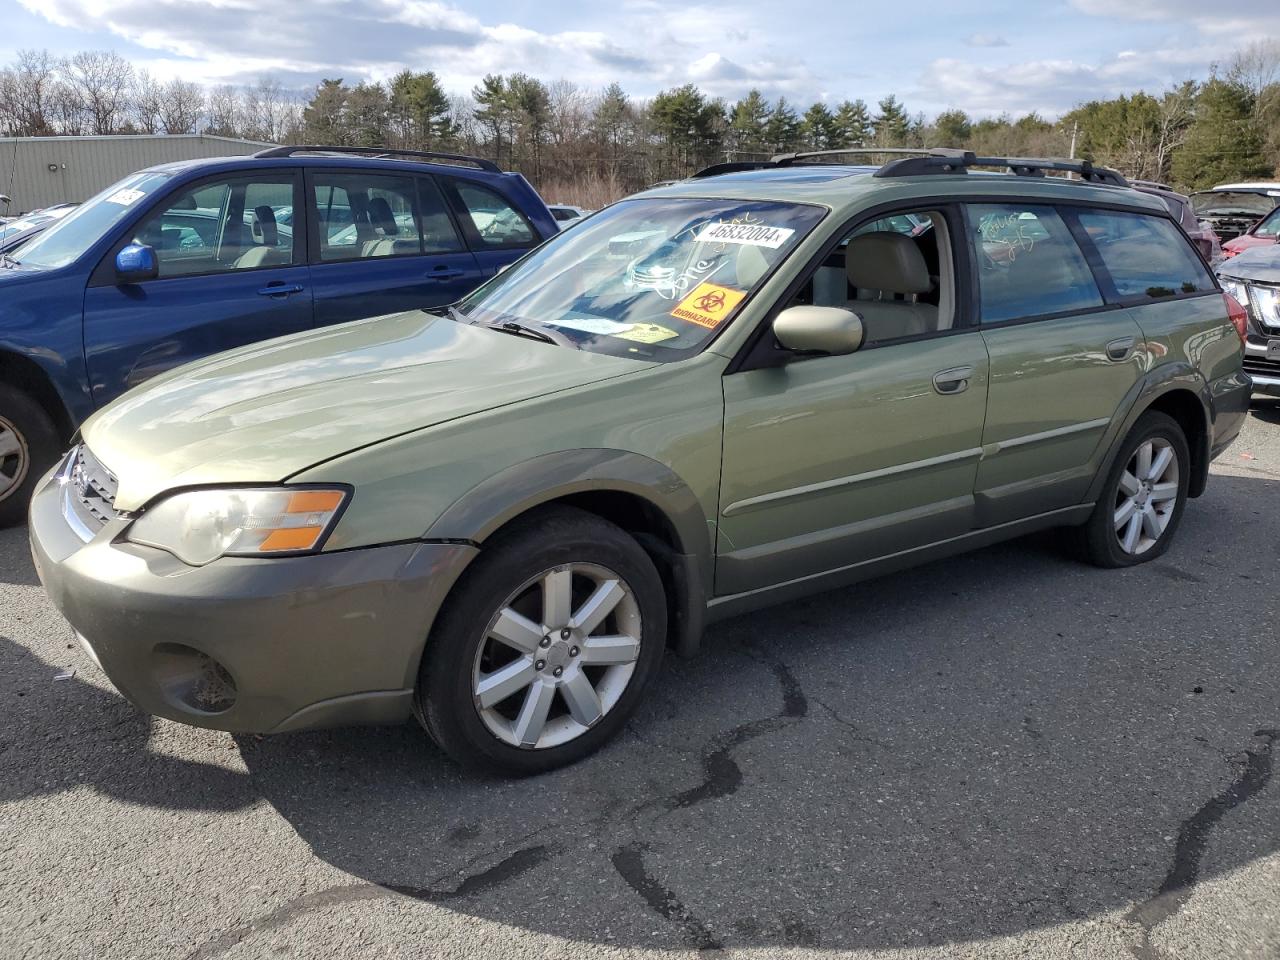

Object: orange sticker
[670,282,746,329]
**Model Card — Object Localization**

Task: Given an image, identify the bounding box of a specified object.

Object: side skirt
[704,503,1094,626]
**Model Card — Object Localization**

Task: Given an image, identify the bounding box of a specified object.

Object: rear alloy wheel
[1074,410,1189,568]
[419,505,666,775]
[1112,436,1179,556]
[0,385,61,528]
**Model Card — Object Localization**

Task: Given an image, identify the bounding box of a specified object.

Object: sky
[4,0,1279,119]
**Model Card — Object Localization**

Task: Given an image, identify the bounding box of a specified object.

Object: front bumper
[1244,339,1280,397]
[28,468,477,734]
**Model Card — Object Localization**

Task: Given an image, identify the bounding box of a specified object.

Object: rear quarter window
[1077,210,1215,300]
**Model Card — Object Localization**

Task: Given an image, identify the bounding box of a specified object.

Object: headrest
[253,205,278,246]
[846,231,932,295]
[367,197,397,236]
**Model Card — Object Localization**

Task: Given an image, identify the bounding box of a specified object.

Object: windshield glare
[456,197,826,360]
[12,171,172,269]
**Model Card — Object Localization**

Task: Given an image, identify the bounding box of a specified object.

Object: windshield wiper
[477,318,579,349]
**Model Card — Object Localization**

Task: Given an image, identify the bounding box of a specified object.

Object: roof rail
[1129,178,1173,192]
[875,149,1128,187]
[690,160,777,178]
[252,144,501,173]
[770,147,932,166]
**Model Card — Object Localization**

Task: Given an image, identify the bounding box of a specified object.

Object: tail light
[1224,292,1249,342]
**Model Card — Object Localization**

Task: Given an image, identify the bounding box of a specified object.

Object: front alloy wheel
[419,505,666,775]
[0,414,29,506]
[1113,437,1179,556]
[472,563,642,750]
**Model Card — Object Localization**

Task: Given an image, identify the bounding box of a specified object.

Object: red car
[1221,205,1280,259]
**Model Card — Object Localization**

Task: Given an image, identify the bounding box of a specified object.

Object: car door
[307,170,484,327]
[83,170,312,405]
[969,202,1146,526]
[441,176,544,276]
[716,206,990,597]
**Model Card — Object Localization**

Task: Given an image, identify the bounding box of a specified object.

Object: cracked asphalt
[3,403,1279,960]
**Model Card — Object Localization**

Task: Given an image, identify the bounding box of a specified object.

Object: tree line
[3,43,1278,205]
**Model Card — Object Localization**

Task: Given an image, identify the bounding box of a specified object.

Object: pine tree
[302,78,348,144]
[800,102,836,151]
[728,89,770,156]
[1172,78,1271,189]
[472,74,511,165]
[933,109,972,146]
[765,97,800,152]
[874,95,911,146]
[388,70,452,149]
[832,99,872,147]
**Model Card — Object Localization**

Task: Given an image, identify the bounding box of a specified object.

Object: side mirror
[115,243,158,284]
[772,305,864,356]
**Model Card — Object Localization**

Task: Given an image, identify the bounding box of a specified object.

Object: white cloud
[1068,0,1280,35]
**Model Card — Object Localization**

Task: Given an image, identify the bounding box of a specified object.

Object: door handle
[426,267,466,281]
[933,365,974,395]
[257,283,304,298]
[1105,336,1136,362]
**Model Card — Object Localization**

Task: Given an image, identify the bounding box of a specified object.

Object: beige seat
[361,197,403,258]
[234,206,289,269]
[845,232,937,343]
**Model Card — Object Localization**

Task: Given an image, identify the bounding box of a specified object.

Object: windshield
[11,171,172,269]
[455,197,826,360]
[1190,191,1279,217]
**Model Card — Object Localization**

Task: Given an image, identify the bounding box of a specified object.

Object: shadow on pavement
[7,475,1278,955]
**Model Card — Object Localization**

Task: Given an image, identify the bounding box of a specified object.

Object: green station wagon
[30,150,1250,774]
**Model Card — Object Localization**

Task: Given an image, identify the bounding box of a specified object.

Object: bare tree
[1,49,59,135]
[64,50,134,134]
[133,70,164,134]
[1228,40,1280,100]
[204,84,241,137]
[160,79,204,134]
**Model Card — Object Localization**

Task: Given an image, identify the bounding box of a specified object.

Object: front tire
[0,385,60,528]
[418,505,667,775]
[1074,411,1190,568]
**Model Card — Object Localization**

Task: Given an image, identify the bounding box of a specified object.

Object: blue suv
[0,145,557,523]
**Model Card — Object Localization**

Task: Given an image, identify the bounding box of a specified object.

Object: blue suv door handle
[257,283,304,298]
[426,268,466,281]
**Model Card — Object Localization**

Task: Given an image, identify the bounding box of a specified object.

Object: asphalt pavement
[2,403,1279,960]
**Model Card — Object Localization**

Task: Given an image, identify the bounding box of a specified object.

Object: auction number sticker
[671,282,745,329]
[105,188,146,206]
[694,220,795,249]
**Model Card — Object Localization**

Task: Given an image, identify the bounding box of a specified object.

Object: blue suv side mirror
[115,243,158,284]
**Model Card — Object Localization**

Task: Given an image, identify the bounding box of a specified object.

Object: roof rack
[1129,178,1173,192]
[690,160,777,179]
[874,149,1128,186]
[252,144,501,173]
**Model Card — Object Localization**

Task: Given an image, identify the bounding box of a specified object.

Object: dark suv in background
[0,146,556,524]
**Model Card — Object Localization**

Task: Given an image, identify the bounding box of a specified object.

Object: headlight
[127,487,348,566]
[1219,278,1250,307]
[1250,284,1280,330]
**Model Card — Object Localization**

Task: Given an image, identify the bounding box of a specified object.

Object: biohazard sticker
[694,220,795,249]
[671,282,745,330]
[616,323,679,344]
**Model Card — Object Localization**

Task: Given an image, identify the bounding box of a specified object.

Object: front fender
[426,447,713,586]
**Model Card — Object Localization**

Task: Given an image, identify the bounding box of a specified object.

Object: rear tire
[0,385,60,528]
[418,505,666,776]
[1072,411,1190,568]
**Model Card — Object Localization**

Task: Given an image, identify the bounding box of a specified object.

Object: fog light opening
[151,643,239,714]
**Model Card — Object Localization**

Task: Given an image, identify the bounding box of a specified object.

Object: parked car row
[23,146,1249,774]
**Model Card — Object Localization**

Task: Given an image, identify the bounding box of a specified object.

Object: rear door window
[1076,209,1215,300]
[312,172,437,262]
[968,204,1103,323]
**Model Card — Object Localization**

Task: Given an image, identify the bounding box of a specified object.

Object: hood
[1218,245,1280,285]
[84,311,652,510]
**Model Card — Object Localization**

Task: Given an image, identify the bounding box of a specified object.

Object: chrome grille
[59,445,119,541]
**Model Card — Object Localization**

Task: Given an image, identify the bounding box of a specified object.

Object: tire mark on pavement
[611,843,723,951]
[1126,728,1277,960]
[186,844,551,960]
